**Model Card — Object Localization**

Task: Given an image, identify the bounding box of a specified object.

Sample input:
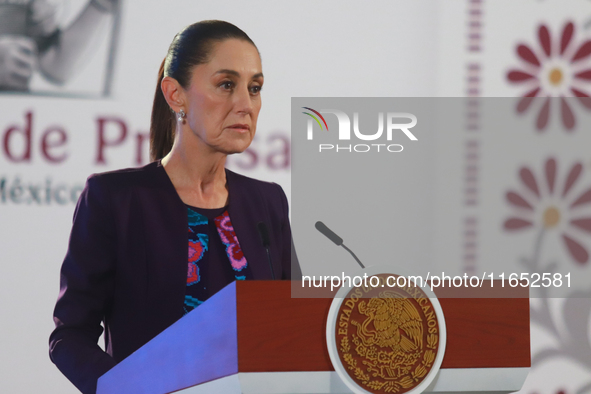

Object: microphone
[315,221,365,269]
[315,221,343,245]
[257,222,275,279]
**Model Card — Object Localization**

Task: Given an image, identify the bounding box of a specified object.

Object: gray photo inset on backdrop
[291,97,591,299]
[0,0,121,97]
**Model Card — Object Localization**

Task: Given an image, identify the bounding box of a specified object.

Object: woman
[49,20,300,394]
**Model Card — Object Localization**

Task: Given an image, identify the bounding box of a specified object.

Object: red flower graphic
[228,243,245,262]
[507,21,591,130]
[187,263,199,285]
[504,158,591,264]
[188,240,205,263]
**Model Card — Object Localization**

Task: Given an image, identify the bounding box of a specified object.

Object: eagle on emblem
[352,291,423,378]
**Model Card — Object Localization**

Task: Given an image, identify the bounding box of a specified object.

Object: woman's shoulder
[225,168,286,197]
[89,161,159,180]
[225,168,289,213]
[87,161,162,185]
[83,161,170,199]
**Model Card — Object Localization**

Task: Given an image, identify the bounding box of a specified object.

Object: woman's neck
[161,136,229,209]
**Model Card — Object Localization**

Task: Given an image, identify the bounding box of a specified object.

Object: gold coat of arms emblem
[333,274,442,394]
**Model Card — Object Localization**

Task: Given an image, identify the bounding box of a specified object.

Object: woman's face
[182,39,263,155]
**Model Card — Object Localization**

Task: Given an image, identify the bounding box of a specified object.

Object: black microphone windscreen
[315,221,343,246]
[257,222,271,247]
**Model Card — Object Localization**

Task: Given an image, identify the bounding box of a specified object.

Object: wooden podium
[97,281,530,394]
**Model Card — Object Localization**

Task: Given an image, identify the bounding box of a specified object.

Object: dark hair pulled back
[150,20,257,161]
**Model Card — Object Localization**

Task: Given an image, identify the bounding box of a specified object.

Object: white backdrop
[0,1,589,393]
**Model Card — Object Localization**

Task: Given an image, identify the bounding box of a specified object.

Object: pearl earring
[177,109,186,122]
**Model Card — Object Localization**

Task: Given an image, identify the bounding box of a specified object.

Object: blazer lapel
[226,170,273,280]
[147,162,190,313]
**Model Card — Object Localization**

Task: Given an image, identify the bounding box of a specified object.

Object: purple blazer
[49,161,300,394]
